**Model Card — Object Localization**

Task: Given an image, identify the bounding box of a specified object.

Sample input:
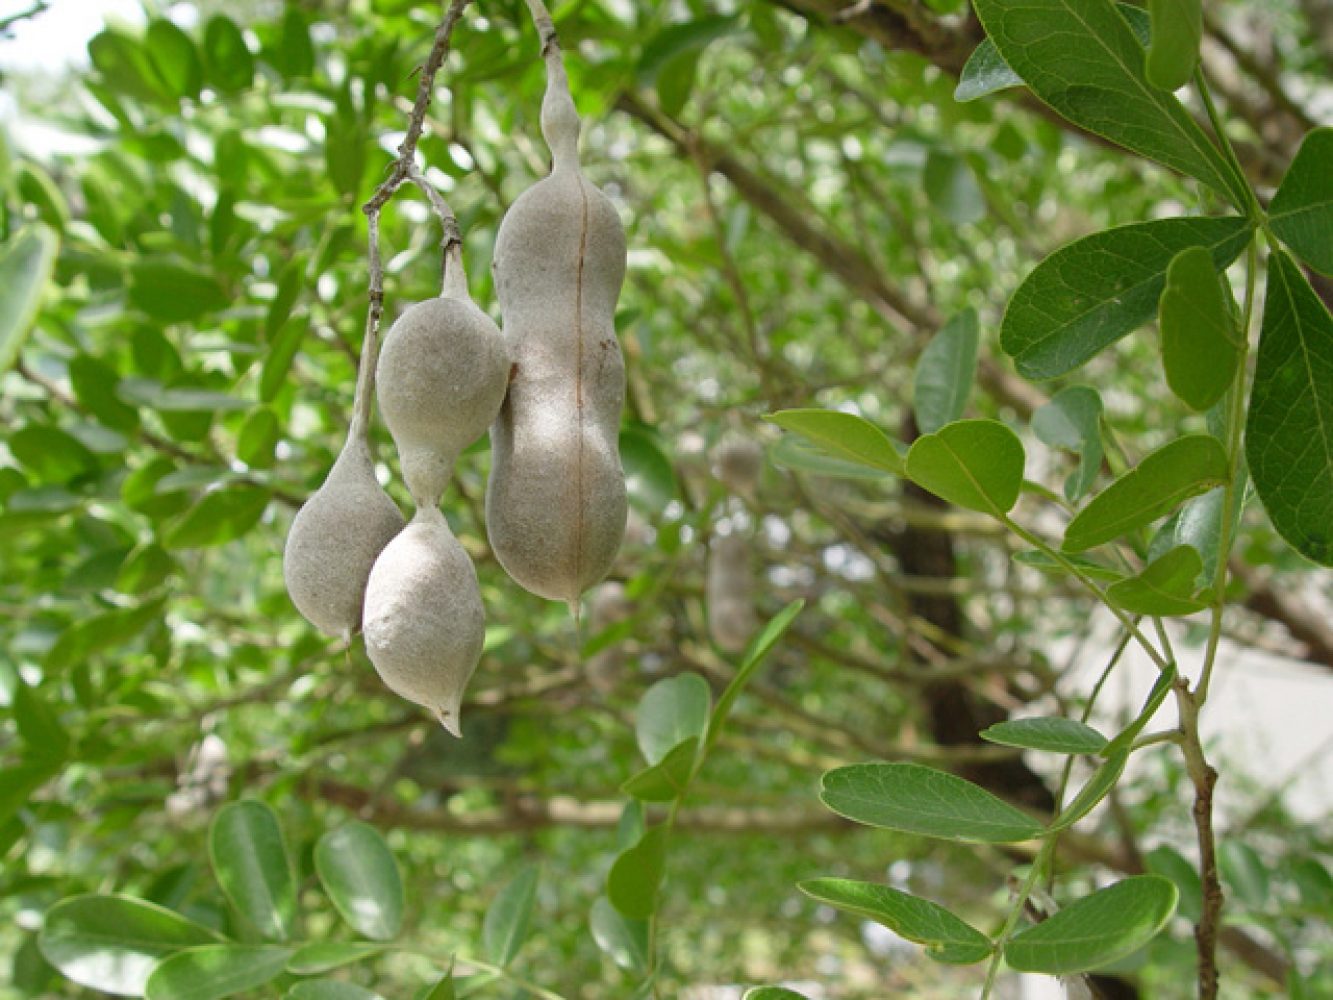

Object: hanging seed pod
[706,532,759,654]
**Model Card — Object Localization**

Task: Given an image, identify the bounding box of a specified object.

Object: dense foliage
[1,1,1331,998]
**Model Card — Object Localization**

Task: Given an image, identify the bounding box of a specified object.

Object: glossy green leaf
[1148,486,1231,584]
[1032,386,1104,501]
[38,895,219,997]
[820,763,1044,843]
[8,425,98,484]
[1103,663,1177,757]
[1012,549,1123,583]
[980,718,1108,754]
[766,409,904,476]
[913,309,979,434]
[922,152,985,226]
[163,485,270,550]
[1063,435,1229,552]
[606,825,667,920]
[906,419,1025,516]
[798,878,992,964]
[702,599,803,759]
[638,14,740,117]
[144,944,293,1000]
[273,9,316,80]
[285,941,385,975]
[635,673,710,766]
[1048,749,1129,832]
[208,801,296,941]
[237,408,280,469]
[315,822,405,941]
[287,982,384,1000]
[13,681,70,760]
[146,19,203,100]
[0,224,58,374]
[622,737,698,802]
[621,425,678,513]
[128,261,228,323]
[1269,128,1333,276]
[589,896,648,974]
[88,29,168,104]
[261,316,309,402]
[768,434,890,481]
[69,354,140,432]
[0,758,62,826]
[1001,217,1251,379]
[1159,245,1241,411]
[203,16,254,93]
[1004,876,1177,973]
[971,0,1244,205]
[483,864,539,967]
[17,162,70,232]
[1106,546,1208,615]
[1246,250,1333,565]
[1145,845,1203,923]
[1145,0,1202,90]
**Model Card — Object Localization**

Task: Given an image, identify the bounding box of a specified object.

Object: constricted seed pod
[376,261,509,509]
[706,532,758,654]
[284,433,405,639]
[485,41,627,607]
[362,506,484,737]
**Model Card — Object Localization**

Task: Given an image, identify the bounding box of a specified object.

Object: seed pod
[706,532,758,654]
[376,262,509,509]
[362,506,484,737]
[485,41,627,607]
[711,435,763,498]
[283,433,405,639]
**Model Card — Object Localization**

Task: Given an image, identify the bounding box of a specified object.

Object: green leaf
[17,162,70,232]
[483,864,539,967]
[923,152,985,226]
[743,991,810,1000]
[1102,663,1177,757]
[237,409,280,470]
[285,942,385,975]
[88,29,168,104]
[128,261,229,323]
[1031,386,1104,501]
[0,758,61,826]
[13,681,70,760]
[1048,749,1129,832]
[421,970,457,1000]
[1145,845,1203,923]
[702,599,803,759]
[273,9,316,80]
[1158,245,1241,411]
[820,763,1045,843]
[146,19,203,100]
[8,425,98,484]
[314,822,405,941]
[970,0,1244,205]
[980,718,1108,754]
[1012,549,1123,582]
[798,878,992,964]
[0,224,58,374]
[635,673,710,766]
[1004,876,1177,973]
[913,309,980,434]
[621,737,698,802]
[638,14,740,116]
[768,435,890,481]
[1148,486,1230,584]
[1246,250,1333,565]
[765,409,904,476]
[589,896,648,974]
[1000,217,1251,379]
[956,3,1152,102]
[905,419,1025,516]
[69,354,140,432]
[1219,840,1269,909]
[261,316,309,403]
[606,825,667,920]
[287,983,384,1000]
[163,485,271,550]
[325,113,367,200]
[1269,128,1333,276]
[208,801,296,942]
[203,16,254,93]
[1106,546,1208,616]
[145,944,294,1000]
[38,894,219,997]
[1063,435,1229,552]
[621,424,678,513]
[1145,0,1202,90]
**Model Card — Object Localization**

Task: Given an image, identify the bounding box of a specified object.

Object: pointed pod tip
[435,696,463,739]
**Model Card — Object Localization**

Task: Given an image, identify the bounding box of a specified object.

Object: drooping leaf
[1000,217,1251,379]
[970,0,1244,205]
[766,410,904,476]
[798,878,992,964]
[314,822,405,941]
[913,308,980,434]
[1048,749,1129,832]
[635,673,710,766]
[589,896,649,974]
[1158,245,1241,411]
[1245,250,1333,565]
[906,419,1025,516]
[208,801,296,942]
[820,763,1045,843]
[980,718,1108,755]
[1031,386,1104,501]
[1004,876,1178,973]
[483,864,539,967]
[1145,0,1202,91]
[1063,435,1229,552]
[0,224,59,374]
[38,895,219,997]
[1269,128,1333,276]
[606,826,668,920]
[144,944,294,1000]
[1106,546,1208,616]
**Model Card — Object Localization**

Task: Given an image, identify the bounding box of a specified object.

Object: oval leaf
[906,419,1025,516]
[1004,876,1178,974]
[483,864,539,967]
[980,718,1108,755]
[1106,545,1208,616]
[1269,127,1333,276]
[1032,385,1105,501]
[1145,0,1202,91]
[765,410,904,476]
[209,801,296,942]
[635,673,710,766]
[1159,245,1241,411]
[606,825,667,920]
[314,822,404,941]
[0,224,59,375]
[913,309,980,434]
[145,944,293,1000]
[1063,435,1229,552]
[820,763,1044,843]
[799,878,992,964]
[286,941,385,976]
[589,896,648,974]
[621,737,698,802]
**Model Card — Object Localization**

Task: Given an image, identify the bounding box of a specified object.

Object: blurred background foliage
[0,0,1330,997]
